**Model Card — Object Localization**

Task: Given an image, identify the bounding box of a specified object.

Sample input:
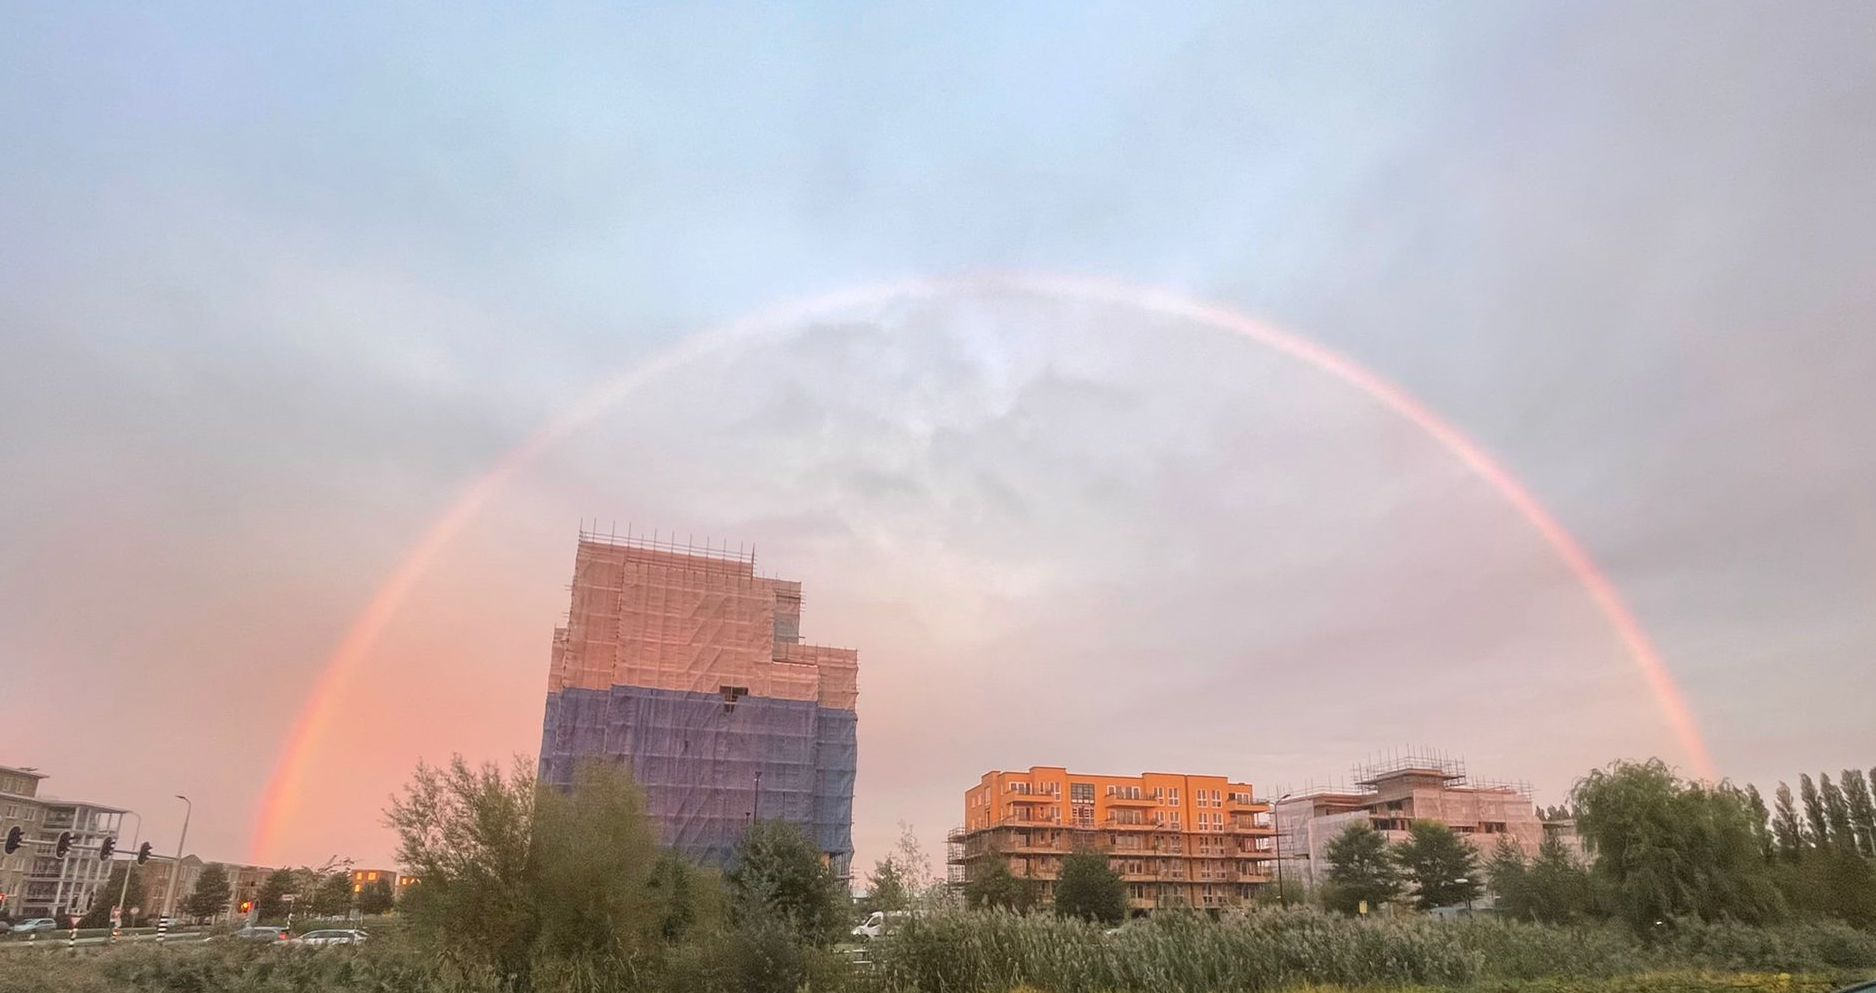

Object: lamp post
[1273,793,1293,909]
[159,796,191,933]
[114,811,142,934]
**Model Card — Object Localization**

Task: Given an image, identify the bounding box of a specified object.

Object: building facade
[0,766,50,917]
[22,797,125,918]
[1275,754,1548,900]
[227,863,275,919]
[137,854,206,922]
[948,766,1277,912]
[538,532,860,871]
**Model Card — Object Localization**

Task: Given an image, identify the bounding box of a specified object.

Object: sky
[3,2,1874,877]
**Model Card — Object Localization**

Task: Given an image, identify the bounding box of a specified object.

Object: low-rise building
[0,766,50,917]
[948,766,1277,913]
[137,854,206,921]
[1275,753,1549,901]
[22,796,126,918]
[226,863,276,919]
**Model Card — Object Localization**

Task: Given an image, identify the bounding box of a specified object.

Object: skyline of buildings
[8,542,1568,918]
[538,531,861,871]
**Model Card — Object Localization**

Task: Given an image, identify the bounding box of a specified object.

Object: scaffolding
[541,529,858,870]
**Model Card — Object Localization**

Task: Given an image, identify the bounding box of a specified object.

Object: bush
[662,919,858,993]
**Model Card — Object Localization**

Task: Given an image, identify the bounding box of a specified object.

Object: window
[1070,783,1094,803]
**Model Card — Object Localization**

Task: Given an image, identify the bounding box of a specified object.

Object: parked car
[850,910,908,940]
[8,918,57,935]
[232,925,290,943]
[292,929,368,946]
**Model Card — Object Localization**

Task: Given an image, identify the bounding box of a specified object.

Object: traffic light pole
[114,811,141,936]
[158,796,190,937]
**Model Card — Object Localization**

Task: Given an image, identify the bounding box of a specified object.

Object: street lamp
[159,795,191,931]
[1273,793,1293,909]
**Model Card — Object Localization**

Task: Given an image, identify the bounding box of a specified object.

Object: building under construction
[538,530,859,871]
[1274,751,1552,898]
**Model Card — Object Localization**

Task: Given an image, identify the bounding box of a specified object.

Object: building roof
[34,796,129,814]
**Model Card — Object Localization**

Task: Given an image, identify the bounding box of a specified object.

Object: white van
[849,910,909,939]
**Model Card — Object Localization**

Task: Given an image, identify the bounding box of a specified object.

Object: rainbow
[249,273,1716,863]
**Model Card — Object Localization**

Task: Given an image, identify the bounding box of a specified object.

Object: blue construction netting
[540,684,856,871]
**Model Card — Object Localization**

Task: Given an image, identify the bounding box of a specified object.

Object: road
[0,930,212,952]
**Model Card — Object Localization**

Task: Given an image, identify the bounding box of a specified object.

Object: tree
[1744,785,1774,861]
[79,863,143,927]
[385,755,540,977]
[1053,850,1126,924]
[356,878,395,916]
[892,821,935,904]
[1525,834,1595,923]
[1397,821,1482,911]
[1821,773,1858,856]
[1842,769,1876,858]
[963,859,1033,912]
[645,851,721,940]
[1800,774,1829,847]
[862,856,910,914]
[255,868,299,922]
[1774,847,1876,929]
[1321,823,1402,915]
[1485,838,1530,916]
[1572,759,1783,930]
[726,819,847,946]
[528,760,672,964]
[1772,783,1804,860]
[185,864,231,921]
[309,872,353,918]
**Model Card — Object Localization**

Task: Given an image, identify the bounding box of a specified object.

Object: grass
[2,910,1871,993]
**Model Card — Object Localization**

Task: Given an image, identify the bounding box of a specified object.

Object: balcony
[1105,794,1158,808]
[1102,819,1158,831]
[1009,794,1059,806]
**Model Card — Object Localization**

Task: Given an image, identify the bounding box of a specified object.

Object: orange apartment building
[948,766,1277,912]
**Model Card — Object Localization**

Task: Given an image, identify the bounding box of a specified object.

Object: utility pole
[752,771,763,822]
[159,795,191,938]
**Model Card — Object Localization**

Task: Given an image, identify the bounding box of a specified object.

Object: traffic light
[137,842,153,865]
[3,827,21,855]
[98,836,115,861]
[55,831,72,858]
[239,900,253,913]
